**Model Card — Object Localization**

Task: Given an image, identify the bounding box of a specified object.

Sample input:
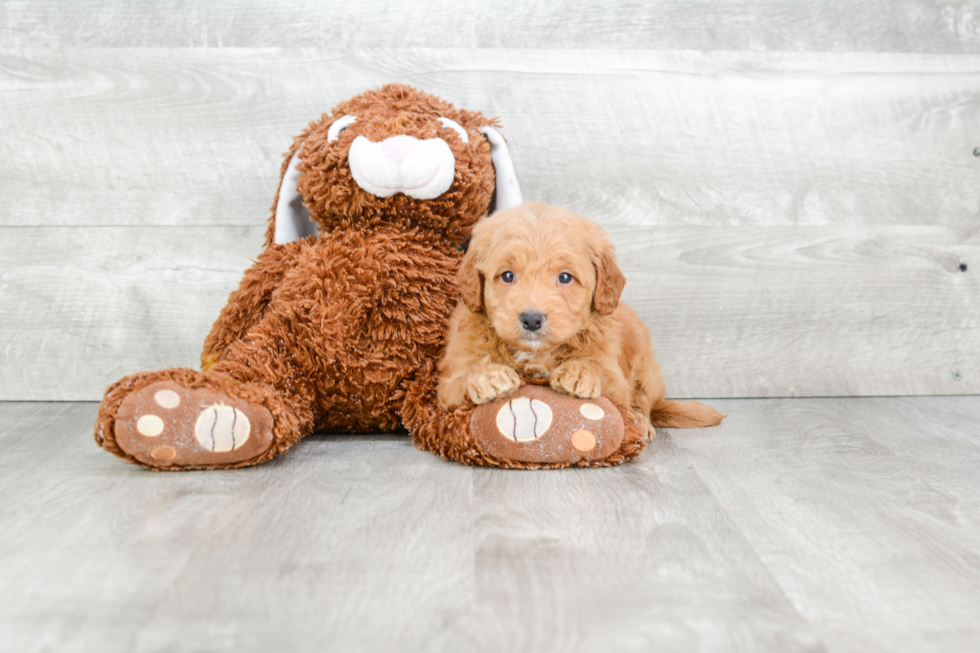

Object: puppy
[437,203,724,437]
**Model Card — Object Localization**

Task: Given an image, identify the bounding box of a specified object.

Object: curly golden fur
[264,84,497,247]
[437,203,724,436]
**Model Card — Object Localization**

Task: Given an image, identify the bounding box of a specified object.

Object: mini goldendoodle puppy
[437,202,723,437]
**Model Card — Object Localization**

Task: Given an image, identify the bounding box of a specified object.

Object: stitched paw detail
[495,396,553,441]
[194,404,251,452]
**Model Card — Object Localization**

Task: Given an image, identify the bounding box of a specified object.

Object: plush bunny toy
[95,84,646,470]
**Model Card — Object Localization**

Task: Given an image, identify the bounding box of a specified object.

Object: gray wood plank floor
[3,397,979,653]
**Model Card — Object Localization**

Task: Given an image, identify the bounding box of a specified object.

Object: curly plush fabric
[94,84,642,471]
[264,84,497,247]
[402,376,646,470]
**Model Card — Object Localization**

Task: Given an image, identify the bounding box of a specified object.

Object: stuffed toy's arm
[201,239,305,371]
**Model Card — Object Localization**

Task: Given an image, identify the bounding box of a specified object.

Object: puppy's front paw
[467,365,521,404]
[550,361,601,399]
[637,414,656,441]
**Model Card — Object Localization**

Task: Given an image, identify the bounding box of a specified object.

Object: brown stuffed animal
[94,84,647,470]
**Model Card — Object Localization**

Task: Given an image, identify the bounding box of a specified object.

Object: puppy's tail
[650,400,725,429]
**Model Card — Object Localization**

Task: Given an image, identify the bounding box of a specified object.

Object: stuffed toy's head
[268,84,522,247]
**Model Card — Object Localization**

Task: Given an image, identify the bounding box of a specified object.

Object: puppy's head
[459,203,626,351]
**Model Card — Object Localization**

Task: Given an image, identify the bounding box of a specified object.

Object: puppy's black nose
[519,311,545,332]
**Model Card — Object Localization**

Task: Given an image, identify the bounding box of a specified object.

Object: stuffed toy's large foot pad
[469,385,626,465]
[114,381,274,468]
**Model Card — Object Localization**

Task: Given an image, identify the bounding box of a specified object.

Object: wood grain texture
[4,13,980,401]
[2,397,980,652]
[614,225,980,399]
[0,226,256,400]
[0,402,477,653]
[4,48,980,230]
[3,0,980,52]
[673,396,980,653]
[2,224,975,401]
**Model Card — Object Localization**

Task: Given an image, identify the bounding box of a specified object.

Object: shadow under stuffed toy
[94,84,658,470]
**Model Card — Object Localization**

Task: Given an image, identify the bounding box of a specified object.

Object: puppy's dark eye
[500,271,515,283]
[558,272,573,284]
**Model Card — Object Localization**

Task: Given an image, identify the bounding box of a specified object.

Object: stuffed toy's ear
[272,147,320,245]
[592,246,626,316]
[480,126,522,212]
[457,245,484,313]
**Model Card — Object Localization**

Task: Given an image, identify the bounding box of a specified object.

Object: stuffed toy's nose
[379,135,416,165]
[349,134,456,200]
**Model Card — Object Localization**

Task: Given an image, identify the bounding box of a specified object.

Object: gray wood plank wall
[3,1,980,51]
[2,2,979,400]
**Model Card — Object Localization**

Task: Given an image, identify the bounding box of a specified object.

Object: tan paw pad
[571,429,597,452]
[136,414,164,437]
[151,446,177,462]
[154,389,181,408]
[579,403,605,420]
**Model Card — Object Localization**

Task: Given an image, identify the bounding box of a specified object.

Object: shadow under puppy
[437,202,724,438]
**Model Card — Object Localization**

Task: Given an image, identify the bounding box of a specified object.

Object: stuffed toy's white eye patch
[438,117,469,143]
[327,115,357,142]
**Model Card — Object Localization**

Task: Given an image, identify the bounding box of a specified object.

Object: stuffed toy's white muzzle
[348,135,456,200]
[273,123,521,245]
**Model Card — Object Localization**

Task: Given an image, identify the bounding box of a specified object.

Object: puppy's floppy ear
[457,245,484,312]
[592,246,626,316]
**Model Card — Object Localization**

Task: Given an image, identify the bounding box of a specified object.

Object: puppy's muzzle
[519,311,546,333]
